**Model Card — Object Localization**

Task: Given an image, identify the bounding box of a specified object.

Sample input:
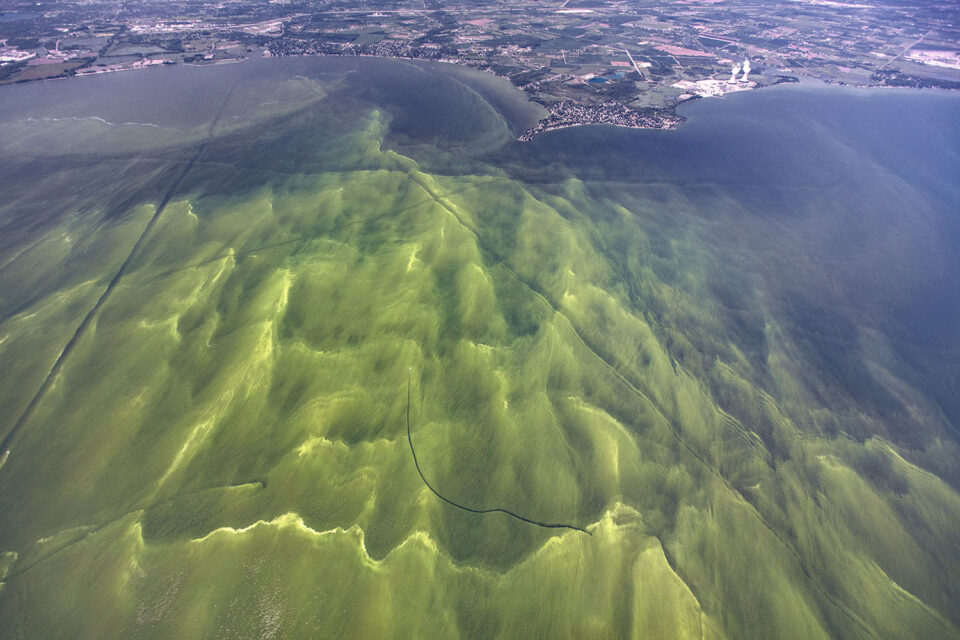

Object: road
[877,29,934,71]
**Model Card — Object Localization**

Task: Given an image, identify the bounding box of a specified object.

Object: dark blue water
[506,82,960,443]
[0,12,39,22]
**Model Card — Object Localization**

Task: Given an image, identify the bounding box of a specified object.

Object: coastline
[3,50,954,143]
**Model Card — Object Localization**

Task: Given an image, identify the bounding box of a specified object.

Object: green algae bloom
[0,57,959,639]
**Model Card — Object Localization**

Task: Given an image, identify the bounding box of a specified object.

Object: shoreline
[3,51,956,142]
[516,100,684,142]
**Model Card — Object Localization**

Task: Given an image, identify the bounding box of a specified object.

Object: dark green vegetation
[0,57,958,639]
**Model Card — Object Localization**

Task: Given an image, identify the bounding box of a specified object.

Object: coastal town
[2,0,958,138]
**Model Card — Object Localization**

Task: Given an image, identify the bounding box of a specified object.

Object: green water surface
[0,57,958,639]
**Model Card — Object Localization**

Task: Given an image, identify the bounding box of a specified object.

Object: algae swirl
[0,57,958,639]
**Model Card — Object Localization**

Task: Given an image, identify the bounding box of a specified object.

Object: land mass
[2,0,958,138]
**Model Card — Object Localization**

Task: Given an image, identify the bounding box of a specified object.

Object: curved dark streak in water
[405,372,590,535]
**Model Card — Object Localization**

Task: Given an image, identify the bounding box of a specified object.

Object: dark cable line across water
[0,83,238,461]
[405,371,590,535]
[406,175,880,626]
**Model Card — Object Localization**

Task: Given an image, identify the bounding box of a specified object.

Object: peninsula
[2,0,957,139]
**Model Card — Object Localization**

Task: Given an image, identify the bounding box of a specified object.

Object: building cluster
[518,100,683,142]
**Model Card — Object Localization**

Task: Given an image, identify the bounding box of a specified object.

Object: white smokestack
[740,59,751,82]
[728,62,741,83]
